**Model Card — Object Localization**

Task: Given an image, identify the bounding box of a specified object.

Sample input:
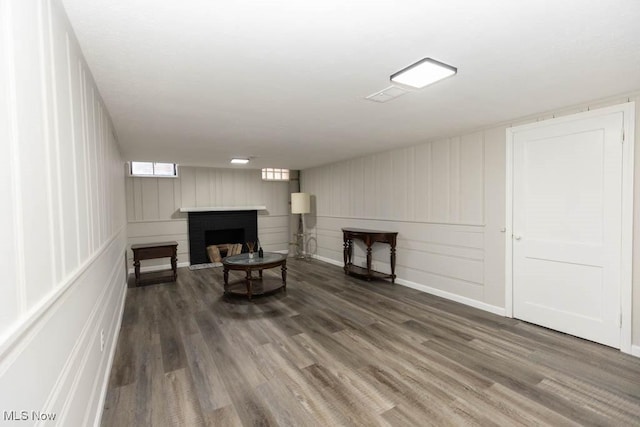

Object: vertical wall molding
[66,34,81,266]
[37,0,59,287]
[2,0,28,316]
[45,0,68,279]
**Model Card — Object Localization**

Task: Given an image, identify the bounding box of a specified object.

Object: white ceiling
[61,0,640,170]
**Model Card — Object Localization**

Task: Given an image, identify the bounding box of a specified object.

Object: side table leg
[223,267,229,293]
[171,255,178,281]
[366,246,372,281]
[134,260,141,286]
[281,261,287,291]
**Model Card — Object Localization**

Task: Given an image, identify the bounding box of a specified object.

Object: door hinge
[622,129,625,143]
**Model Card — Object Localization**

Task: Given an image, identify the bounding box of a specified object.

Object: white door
[512,111,623,348]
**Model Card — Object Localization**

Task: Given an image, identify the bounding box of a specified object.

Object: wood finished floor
[102,259,640,426]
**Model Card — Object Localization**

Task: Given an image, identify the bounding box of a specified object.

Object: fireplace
[187,210,258,265]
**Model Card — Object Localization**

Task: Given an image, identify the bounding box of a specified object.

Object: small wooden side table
[131,241,178,286]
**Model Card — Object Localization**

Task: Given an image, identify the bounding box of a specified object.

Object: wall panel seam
[311,215,485,227]
[65,33,81,267]
[80,64,92,253]
[37,0,58,285]
[46,0,68,278]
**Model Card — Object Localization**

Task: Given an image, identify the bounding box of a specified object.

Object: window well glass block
[154,162,175,176]
[261,167,290,181]
[131,161,154,175]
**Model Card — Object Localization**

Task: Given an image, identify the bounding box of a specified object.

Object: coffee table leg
[246,269,252,300]
[281,261,287,291]
[223,267,229,293]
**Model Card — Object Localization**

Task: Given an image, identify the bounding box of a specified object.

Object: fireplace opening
[205,228,245,248]
[205,228,245,262]
[187,210,258,265]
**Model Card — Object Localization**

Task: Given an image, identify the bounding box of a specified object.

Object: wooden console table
[131,241,178,286]
[342,228,398,284]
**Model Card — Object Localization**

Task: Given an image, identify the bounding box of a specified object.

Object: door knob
[514,235,522,240]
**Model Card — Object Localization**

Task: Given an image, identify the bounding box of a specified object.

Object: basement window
[129,161,178,177]
[262,168,290,181]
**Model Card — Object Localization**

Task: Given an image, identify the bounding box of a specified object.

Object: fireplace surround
[187,210,258,265]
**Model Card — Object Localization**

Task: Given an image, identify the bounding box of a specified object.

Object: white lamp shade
[291,192,311,214]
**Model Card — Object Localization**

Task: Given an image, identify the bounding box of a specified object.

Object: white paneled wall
[302,133,495,312]
[125,166,290,268]
[305,135,484,224]
[0,0,127,425]
[303,95,640,333]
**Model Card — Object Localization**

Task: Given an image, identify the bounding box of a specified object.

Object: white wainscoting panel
[296,125,517,311]
[0,0,127,425]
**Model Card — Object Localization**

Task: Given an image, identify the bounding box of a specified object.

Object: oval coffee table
[222,252,287,300]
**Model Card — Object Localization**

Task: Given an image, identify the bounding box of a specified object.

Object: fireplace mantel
[180,206,266,213]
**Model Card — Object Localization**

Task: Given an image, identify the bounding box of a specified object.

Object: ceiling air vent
[365,85,409,103]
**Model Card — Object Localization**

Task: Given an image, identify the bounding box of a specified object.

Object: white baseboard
[311,254,506,317]
[631,345,640,358]
[92,281,128,426]
[313,254,343,267]
[395,278,506,316]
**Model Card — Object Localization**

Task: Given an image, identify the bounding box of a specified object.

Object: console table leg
[390,246,396,284]
[343,240,349,273]
[366,246,372,281]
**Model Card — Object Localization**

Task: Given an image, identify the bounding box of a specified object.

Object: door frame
[505,102,635,354]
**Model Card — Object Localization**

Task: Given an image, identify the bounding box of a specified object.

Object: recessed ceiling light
[390,58,457,89]
[230,158,249,164]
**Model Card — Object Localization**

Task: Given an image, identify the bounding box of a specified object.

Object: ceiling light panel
[391,58,457,89]
[230,158,250,164]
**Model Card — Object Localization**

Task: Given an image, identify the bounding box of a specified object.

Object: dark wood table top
[342,228,397,235]
[222,252,286,268]
[131,241,178,250]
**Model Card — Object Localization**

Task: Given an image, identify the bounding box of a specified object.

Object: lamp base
[290,232,311,260]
